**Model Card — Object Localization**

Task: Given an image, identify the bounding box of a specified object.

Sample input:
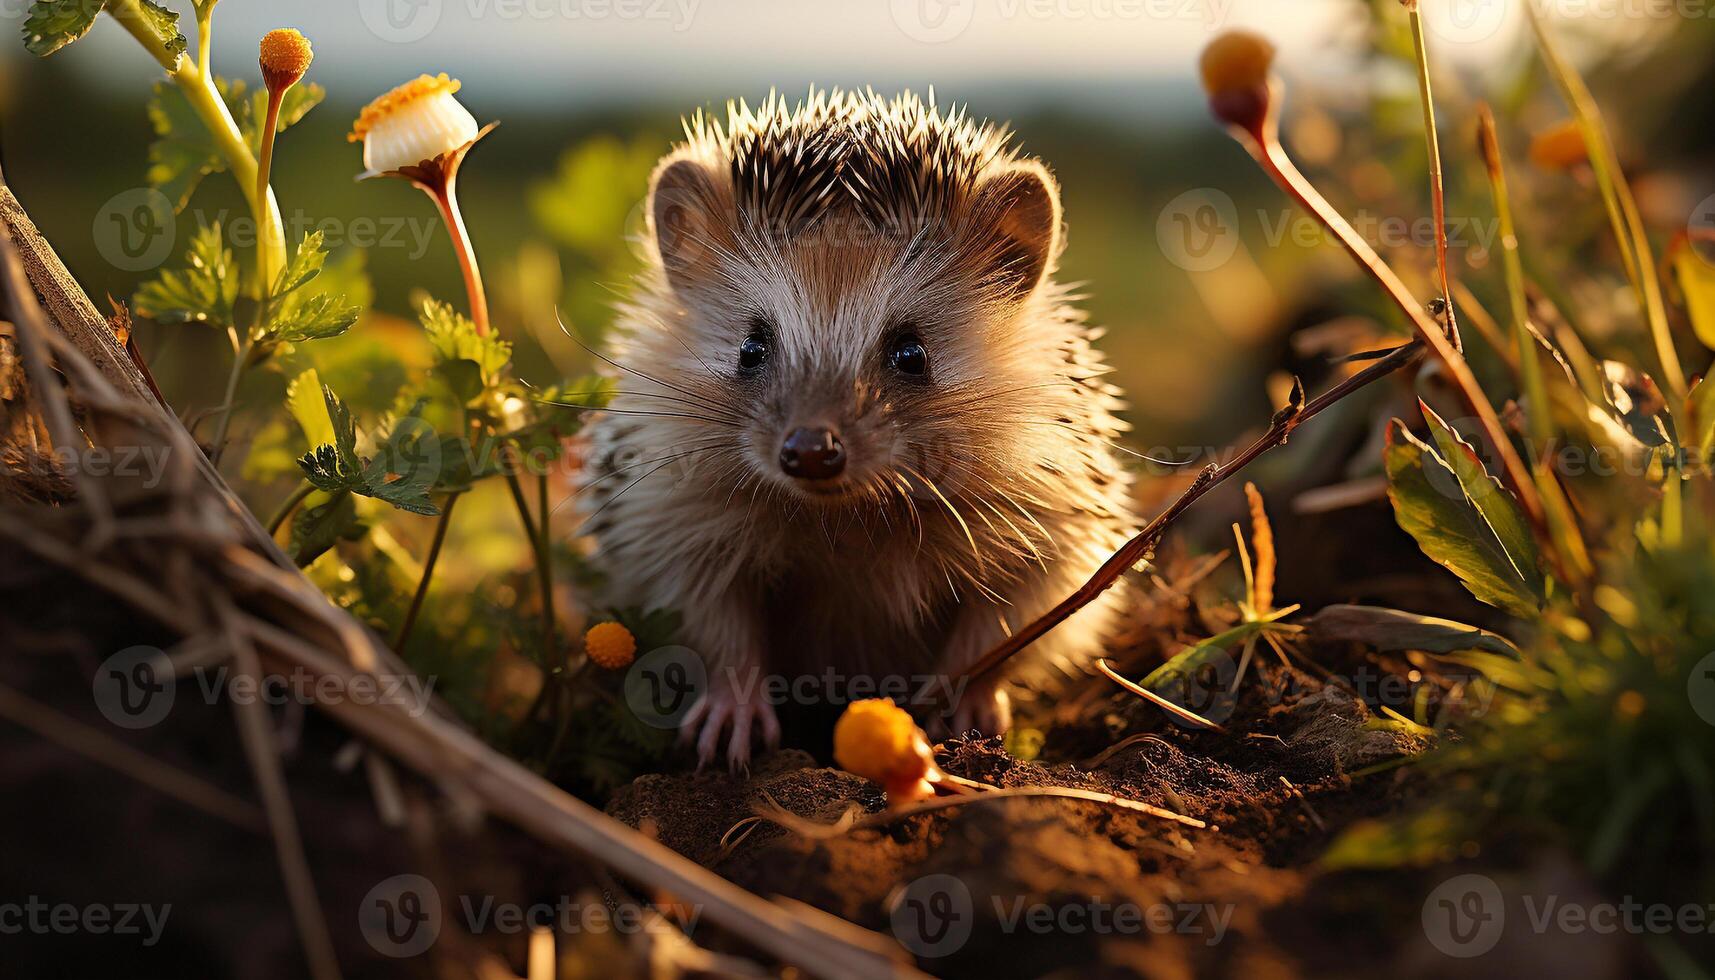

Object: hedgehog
[577,89,1135,769]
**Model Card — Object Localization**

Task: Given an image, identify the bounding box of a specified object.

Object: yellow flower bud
[833,699,935,797]
[584,622,637,670]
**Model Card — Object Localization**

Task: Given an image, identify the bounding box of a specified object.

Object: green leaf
[423,299,511,400]
[239,82,324,157]
[22,0,104,57]
[1384,419,1544,618]
[145,77,319,211]
[289,491,358,567]
[1137,621,1257,725]
[130,0,187,59]
[297,385,364,492]
[1418,402,1545,598]
[1320,809,1464,870]
[145,80,226,210]
[133,222,238,326]
[273,231,330,297]
[1305,604,1522,659]
[266,292,360,343]
[296,388,441,516]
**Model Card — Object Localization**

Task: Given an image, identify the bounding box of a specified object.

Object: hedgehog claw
[684,683,779,773]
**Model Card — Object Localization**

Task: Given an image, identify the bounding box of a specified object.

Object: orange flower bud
[584,621,637,670]
[1529,120,1588,171]
[259,28,313,92]
[834,699,941,803]
[1199,31,1277,136]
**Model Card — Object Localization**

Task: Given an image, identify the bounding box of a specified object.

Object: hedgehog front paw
[679,679,781,774]
[930,677,1012,740]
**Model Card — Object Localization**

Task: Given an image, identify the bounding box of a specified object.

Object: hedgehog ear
[649,156,729,295]
[969,162,1061,301]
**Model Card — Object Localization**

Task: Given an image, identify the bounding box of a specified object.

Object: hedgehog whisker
[575,443,741,534]
[556,309,730,406]
[539,401,742,428]
[557,438,740,517]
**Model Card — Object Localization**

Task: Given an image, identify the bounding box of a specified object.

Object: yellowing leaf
[1673,236,1715,352]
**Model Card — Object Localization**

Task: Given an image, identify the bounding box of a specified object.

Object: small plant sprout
[1097,482,1300,731]
[350,74,497,334]
[584,622,637,670]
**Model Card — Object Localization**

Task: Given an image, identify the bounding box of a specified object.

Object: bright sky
[2,0,1550,112]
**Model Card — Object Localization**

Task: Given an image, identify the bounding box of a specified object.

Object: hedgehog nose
[779,427,846,480]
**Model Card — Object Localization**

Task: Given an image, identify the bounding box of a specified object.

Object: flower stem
[266,480,315,537]
[1526,7,1686,401]
[106,0,287,293]
[960,341,1426,685]
[1405,5,1462,352]
[255,88,286,309]
[394,492,461,651]
[1479,106,1595,585]
[505,468,555,669]
[1242,108,1546,539]
[429,179,491,337]
[207,333,253,464]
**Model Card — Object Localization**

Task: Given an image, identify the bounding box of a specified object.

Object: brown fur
[577,90,1135,766]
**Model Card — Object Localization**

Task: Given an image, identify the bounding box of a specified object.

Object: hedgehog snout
[779,426,846,480]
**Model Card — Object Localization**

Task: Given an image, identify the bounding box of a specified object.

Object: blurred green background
[2,0,1710,450]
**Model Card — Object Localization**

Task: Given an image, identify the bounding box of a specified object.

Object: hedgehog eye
[887,333,928,377]
[737,322,771,373]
